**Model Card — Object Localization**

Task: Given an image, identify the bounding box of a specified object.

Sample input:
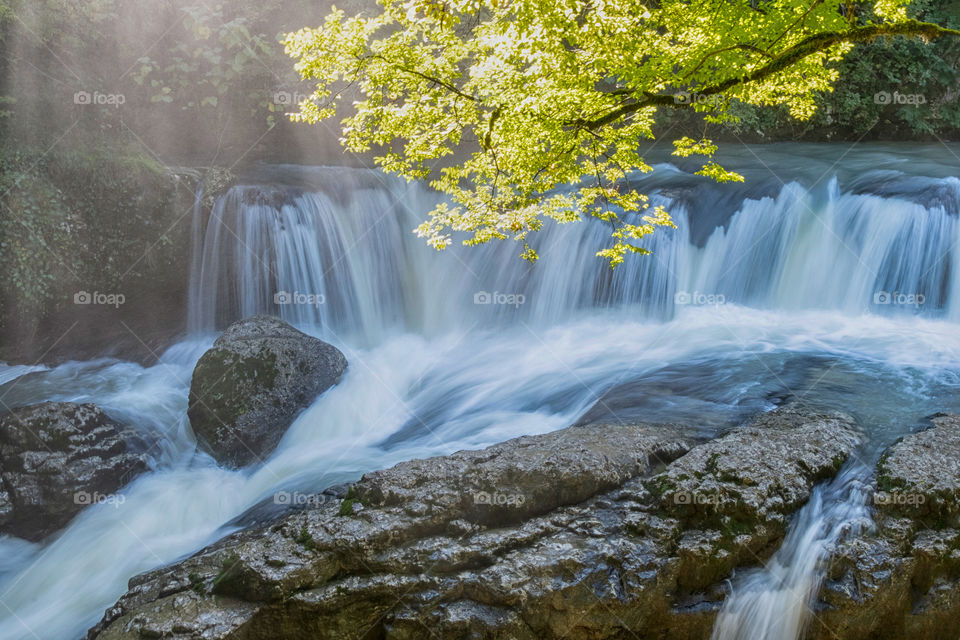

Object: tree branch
[572,19,960,131]
[370,55,477,102]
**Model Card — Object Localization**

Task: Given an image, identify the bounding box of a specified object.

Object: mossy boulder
[187,316,347,468]
[874,414,960,527]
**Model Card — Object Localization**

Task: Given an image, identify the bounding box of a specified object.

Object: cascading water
[711,465,874,640]
[1,146,960,639]
[187,162,960,345]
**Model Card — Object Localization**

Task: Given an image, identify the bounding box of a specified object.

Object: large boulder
[89,406,863,640]
[0,402,150,541]
[188,316,347,469]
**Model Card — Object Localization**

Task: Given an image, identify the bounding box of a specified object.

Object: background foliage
[0,144,194,335]
[679,0,960,141]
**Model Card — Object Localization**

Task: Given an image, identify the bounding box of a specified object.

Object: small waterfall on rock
[187,169,437,342]
[2,150,960,639]
[710,465,874,640]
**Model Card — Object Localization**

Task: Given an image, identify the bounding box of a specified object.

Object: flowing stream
[1,145,960,639]
[711,465,874,640]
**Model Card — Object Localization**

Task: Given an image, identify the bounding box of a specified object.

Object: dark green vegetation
[0,146,196,362]
[0,0,348,163]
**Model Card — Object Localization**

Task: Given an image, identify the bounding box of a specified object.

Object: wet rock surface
[0,402,150,541]
[813,414,960,640]
[90,406,865,639]
[187,315,347,468]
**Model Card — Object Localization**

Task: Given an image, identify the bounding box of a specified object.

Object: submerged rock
[187,316,347,468]
[0,402,150,541]
[89,406,862,639]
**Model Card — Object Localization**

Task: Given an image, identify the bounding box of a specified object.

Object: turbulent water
[2,145,960,639]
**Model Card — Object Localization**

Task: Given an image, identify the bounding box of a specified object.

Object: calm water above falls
[2,145,960,639]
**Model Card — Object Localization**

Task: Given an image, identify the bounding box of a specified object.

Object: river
[1,144,960,639]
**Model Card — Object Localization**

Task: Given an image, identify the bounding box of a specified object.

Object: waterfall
[187,167,960,342]
[187,169,435,342]
[3,155,960,640]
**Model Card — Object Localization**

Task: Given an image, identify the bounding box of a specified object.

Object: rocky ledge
[813,414,960,639]
[90,405,871,639]
[0,402,150,541]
